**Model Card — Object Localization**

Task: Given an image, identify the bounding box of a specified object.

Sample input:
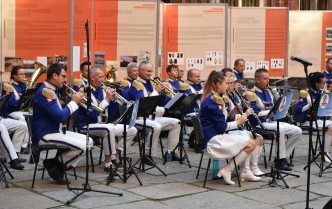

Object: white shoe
[217,167,235,185]
[241,154,261,182]
[250,146,264,176]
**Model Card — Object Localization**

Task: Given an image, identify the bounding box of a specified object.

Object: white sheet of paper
[36,57,47,66]
[73,46,80,72]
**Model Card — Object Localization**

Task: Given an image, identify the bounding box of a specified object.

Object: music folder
[317,92,332,117]
[164,93,186,111]
[17,88,38,111]
[267,93,293,121]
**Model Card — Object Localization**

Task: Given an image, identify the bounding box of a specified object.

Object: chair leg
[203,158,211,188]
[59,154,70,190]
[73,167,77,180]
[31,162,38,188]
[263,144,267,169]
[99,139,103,165]
[196,151,204,179]
[159,138,164,160]
[42,150,50,180]
[90,149,95,173]
[233,157,241,187]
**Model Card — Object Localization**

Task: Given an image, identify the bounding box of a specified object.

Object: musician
[73,61,90,91]
[296,72,332,162]
[249,68,301,171]
[226,74,265,177]
[128,61,181,163]
[120,62,139,101]
[76,65,137,173]
[200,71,257,185]
[167,64,191,95]
[323,58,332,87]
[2,65,30,154]
[177,65,186,83]
[222,67,234,76]
[233,59,245,80]
[0,125,25,170]
[32,63,93,184]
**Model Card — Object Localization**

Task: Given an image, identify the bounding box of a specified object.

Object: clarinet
[233,90,266,130]
[226,91,257,138]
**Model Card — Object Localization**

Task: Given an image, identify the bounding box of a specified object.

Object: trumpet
[63,84,104,113]
[149,76,176,98]
[101,82,133,107]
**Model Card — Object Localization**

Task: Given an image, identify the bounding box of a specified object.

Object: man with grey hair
[120,62,139,101]
[128,61,181,165]
[76,65,138,173]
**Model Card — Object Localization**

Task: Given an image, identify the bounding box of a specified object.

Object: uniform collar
[325,69,332,75]
[90,84,98,91]
[81,74,88,83]
[137,76,147,84]
[44,81,58,91]
[168,78,177,82]
[11,79,19,85]
[127,77,133,82]
[233,68,242,75]
[254,85,266,93]
[309,87,318,94]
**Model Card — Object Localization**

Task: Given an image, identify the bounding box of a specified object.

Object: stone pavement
[1,134,332,209]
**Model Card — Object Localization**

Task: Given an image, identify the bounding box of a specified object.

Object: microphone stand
[67,20,122,205]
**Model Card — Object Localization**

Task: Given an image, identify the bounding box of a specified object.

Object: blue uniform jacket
[249,86,274,126]
[324,70,332,85]
[120,77,133,101]
[296,89,321,123]
[1,80,27,117]
[200,93,238,148]
[233,69,244,80]
[32,81,79,146]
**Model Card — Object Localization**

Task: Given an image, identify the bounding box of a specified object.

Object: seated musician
[177,65,186,83]
[323,58,332,87]
[200,71,256,185]
[225,73,264,177]
[76,65,137,173]
[166,64,191,94]
[120,62,139,101]
[296,72,332,163]
[0,124,25,170]
[232,59,246,80]
[128,61,181,163]
[73,61,90,91]
[249,68,302,171]
[2,65,30,154]
[32,63,93,184]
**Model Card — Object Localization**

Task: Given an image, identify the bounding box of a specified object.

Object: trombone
[101,82,133,106]
[63,84,104,113]
[149,76,176,98]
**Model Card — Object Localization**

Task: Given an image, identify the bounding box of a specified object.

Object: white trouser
[262,122,302,159]
[114,124,137,151]
[82,123,116,156]
[40,131,93,167]
[0,124,18,162]
[135,116,180,157]
[8,111,31,148]
[0,118,28,153]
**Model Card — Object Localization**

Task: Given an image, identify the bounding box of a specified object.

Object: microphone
[290,56,312,66]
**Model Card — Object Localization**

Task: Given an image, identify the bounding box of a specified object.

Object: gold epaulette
[212,94,224,105]
[222,94,230,103]
[327,84,332,93]
[249,87,255,92]
[179,82,191,91]
[73,78,83,87]
[120,78,130,88]
[3,83,14,93]
[245,91,258,102]
[299,90,308,98]
[132,80,144,91]
[42,88,57,100]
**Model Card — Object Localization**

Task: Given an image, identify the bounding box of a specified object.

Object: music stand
[106,101,142,186]
[165,93,200,167]
[309,92,332,176]
[264,93,300,188]
[0,94,14,188]
[17,88,37,111]
[131,95,167,176]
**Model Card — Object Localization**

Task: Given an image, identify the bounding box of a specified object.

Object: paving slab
[162,190,281,209]
[283,197,332,209]
[42,185,145,208]
[0,188,62,209]
[98,200,170,209]
[127,182,207,199]
[296,181,332,197]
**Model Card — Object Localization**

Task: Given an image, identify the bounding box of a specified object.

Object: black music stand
[309,92,332,177]
[264,93,300,188]
[165,93,200,167]
[132,95,167,176]
[17,88,37,111]
[106,102,142,186]
[0,94,14,188]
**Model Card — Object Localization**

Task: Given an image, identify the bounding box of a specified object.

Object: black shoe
[43,158,64,182]
[17,157,27,163]
[56,178,71,185]
[276,158,292,171]
[104,165,116,174]
[9,159,24,170]
[20,147,30,154]
[111,159,123,170]
[285,159,294,167]
[145,156,155,166]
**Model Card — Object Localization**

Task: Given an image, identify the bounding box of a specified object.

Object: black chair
[31,143,76,188]
[192,116,241,187]
[0,157,14,188]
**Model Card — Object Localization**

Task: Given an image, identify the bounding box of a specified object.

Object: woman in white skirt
[200,71,257,185]
[296,71,332,162]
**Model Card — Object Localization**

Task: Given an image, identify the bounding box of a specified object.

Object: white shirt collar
[137,76,147,84]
